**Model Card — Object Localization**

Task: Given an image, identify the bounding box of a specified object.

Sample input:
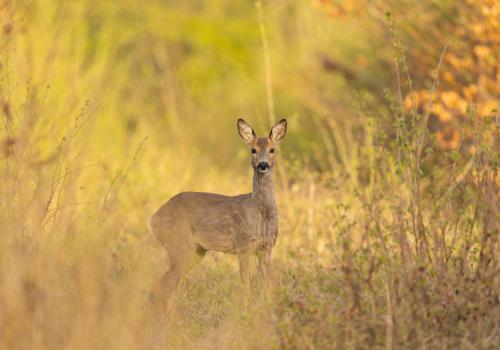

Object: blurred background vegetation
[1,0,498,349]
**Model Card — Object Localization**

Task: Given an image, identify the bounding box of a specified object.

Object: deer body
[150,119,287,314]
[152,173,277,253]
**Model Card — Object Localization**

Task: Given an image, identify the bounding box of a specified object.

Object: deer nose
[257,162,269,171]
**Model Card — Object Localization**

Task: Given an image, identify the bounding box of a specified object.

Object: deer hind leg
[156,240,206,319]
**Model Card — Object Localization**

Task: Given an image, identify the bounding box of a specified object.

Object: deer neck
[252,170,276,217]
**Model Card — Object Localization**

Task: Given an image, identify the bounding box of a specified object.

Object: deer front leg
[258,248,273,299]
[238,251,251,309]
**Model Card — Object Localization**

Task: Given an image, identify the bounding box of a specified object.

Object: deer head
[237,118,287,174]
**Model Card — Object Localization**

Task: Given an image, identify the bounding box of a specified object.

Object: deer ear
[269,119,287,143]
[237,118,256,144]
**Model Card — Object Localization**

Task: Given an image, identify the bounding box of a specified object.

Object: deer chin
[257,168,270,174]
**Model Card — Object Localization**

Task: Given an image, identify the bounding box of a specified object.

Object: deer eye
[251,148,257,154]
[270,148,275,153]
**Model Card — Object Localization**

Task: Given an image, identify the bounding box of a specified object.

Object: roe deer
[149,118,287,314]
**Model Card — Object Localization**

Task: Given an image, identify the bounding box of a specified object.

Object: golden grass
[1,1,498,349]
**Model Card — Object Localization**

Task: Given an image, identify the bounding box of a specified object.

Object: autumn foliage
[317,0,499,152]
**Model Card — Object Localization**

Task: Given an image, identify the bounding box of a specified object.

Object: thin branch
[256,1,275,124]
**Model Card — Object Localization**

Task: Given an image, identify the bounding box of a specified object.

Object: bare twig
[256,1,275,124]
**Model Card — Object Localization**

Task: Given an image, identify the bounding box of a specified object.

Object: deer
[149,118,287,315]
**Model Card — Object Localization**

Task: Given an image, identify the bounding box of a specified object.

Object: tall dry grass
[1,1,499,349]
